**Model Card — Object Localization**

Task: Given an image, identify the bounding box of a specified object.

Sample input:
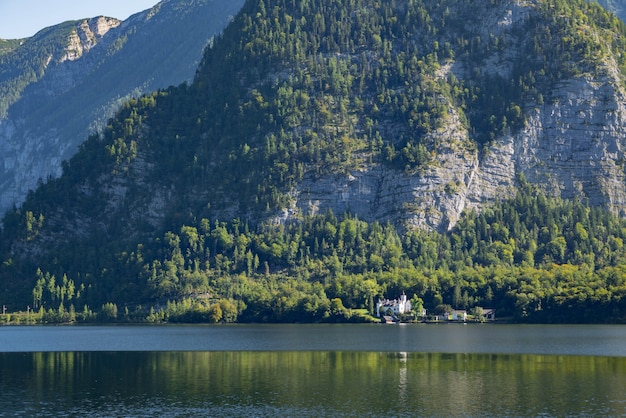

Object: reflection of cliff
[2,351,624,416]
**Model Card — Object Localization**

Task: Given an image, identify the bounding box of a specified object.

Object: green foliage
[6,179,626,323]
[3,0,626,323]
[0,39,23,56]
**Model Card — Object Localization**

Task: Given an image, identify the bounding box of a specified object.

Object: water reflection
[1,351,625,416]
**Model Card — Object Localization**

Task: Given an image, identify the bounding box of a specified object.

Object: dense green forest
[2,0,626,324]
[4,177,626,324]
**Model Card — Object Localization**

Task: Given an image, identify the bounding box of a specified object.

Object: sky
[0,0,160,39]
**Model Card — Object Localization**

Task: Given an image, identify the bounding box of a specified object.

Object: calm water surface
[2,323,626,354]
[1,324,625,417]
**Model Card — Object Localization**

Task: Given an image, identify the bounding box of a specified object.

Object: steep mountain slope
[0,0,245,214]
[596,0,626,22]
[171,0,626,232]
[3,0,626,321]
[0,19,118,118]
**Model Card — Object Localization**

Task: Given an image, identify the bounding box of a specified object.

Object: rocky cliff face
[465,74,626,221]
[282,0,626,231]
[290,103,477,231]
[61,17,120,62]
[0,0,245,215]
[467,2,626,221]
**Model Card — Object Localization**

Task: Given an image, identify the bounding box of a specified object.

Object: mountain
[3,0,626,323]
[0,0,246,215]
[596,0,626,22]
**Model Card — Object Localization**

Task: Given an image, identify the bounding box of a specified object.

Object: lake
[1,324,626,416]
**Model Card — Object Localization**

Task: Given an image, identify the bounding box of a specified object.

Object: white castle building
[376,293,411,317]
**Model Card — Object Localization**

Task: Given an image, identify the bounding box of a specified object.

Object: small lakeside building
[376,293,411,318]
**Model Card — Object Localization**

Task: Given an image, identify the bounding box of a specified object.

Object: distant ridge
[0,0,245,214]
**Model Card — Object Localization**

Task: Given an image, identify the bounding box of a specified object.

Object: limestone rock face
[291,106,478,231]
[513,76,626,215]
[61,17,120,62]
[280,0,626,231]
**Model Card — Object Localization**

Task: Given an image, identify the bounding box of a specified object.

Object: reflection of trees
[2,352,625,416]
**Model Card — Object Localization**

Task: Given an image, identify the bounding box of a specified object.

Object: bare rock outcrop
[282,0,626,231]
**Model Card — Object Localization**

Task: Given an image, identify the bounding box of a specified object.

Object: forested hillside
[0,39,23,56]
[596,0,626,22]
[2,0,626,323]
